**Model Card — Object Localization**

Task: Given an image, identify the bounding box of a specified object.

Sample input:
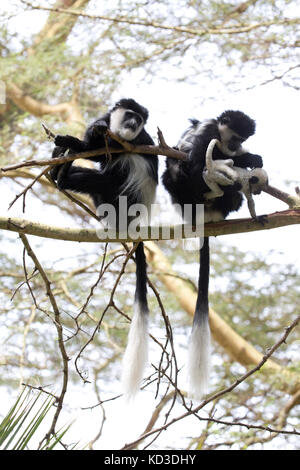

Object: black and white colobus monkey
[50,98,158,397]
[162,110,265,399]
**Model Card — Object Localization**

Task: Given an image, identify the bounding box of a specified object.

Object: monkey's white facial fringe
[187,319,211,400]
[121,302,149,400]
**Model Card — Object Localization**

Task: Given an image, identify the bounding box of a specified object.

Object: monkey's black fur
[51,98,157,397]
[51,98,157,213]
[162,110,264,398]
[162,111,262,222]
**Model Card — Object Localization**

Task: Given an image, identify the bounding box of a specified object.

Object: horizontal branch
[0,210,299,243]
[0,129,186,173]
[20,1,299,37]
[2,126,299,211]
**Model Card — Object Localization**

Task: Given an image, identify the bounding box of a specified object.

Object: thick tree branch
[5,1,89,128]
[0,209,299,243]
[6,83,84,127]
[27,0,90,50]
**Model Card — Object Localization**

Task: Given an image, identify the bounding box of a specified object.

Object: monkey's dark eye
[124,111,135,119]
[124,111,143,127]
[220,117,230,125]
[228,135,244,151]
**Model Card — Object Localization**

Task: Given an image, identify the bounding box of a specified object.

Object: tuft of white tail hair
[121,302,149,399]
[187,319,211,400]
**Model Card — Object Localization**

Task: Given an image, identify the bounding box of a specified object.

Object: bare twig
[264,184,300,209]
[122,313,300,450]
[8,166,51,212]
[42,123,55,141]
[19,233,69,447]
[157,127,168,148]
[19,0,300,37]
[74,243,138,382]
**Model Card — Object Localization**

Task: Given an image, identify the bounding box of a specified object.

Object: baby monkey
[203,139,268,221]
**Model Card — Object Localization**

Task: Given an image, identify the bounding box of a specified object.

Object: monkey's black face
[123,110,143,131]
[218,123,246,156]
[227,135,245,152]
[110,107,145,141]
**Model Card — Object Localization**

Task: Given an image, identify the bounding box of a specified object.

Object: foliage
[0,387,75,450]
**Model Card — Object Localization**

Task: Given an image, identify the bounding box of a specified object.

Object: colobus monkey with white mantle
[162,110,267,399]
[50,98,158,398]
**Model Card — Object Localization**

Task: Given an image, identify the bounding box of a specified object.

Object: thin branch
[122,313,300,450]
[42,123,55,140]
[43,172,100,221]
[278,389,300,429]
[245,64,300,90]
[147,275,180,408]
[264,184,300,209]
[20,1,300,37]
[19,233,69,446]
[8,166,51,212]
[74,243,138,382]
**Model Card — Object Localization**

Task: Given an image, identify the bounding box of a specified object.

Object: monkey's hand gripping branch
[1,124,186,174]
[2,125,299,216]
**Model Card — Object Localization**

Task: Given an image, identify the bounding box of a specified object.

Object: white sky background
[1,1,300,450]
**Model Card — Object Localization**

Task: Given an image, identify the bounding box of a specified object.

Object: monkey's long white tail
[121,242,149,399]
[187,318,211,400]
[187,236,211,400]
[121,301,149,399]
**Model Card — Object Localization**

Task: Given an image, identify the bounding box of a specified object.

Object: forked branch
[1,123,300,211]
[0,126,186,173]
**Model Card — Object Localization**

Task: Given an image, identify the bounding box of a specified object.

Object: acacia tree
[0,0,299,450]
